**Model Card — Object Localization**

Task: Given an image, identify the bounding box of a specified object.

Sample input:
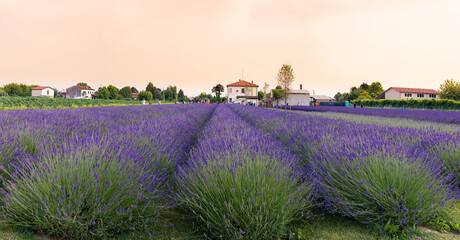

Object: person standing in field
[158,100,161,105]
[142,98,146,105]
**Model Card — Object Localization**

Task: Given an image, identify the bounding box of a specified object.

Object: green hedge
[0,97,142,110]
[352,99,460,110]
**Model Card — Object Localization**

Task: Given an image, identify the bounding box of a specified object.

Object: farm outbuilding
[31,86,54,98]
[66,86,95,99]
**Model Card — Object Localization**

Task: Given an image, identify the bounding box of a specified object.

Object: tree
[358,91,372,99]
[19,84,32,96]
[439,79,460,101]
[164,89,173,101]
[146,82,156,96]
[212,84,224,101]
[359,83,369,91]
[258,91,264,100]
[120,86,132,99]
[173,86,178,101]
[369,82,384,98]
[277,64,295,107]
[137,91,153,101]
[3,83,23,96]
[131,87,139,93]
[339,92,350,102]
[263,82,269,100]
[53,88,58,98]
[107,85,118,99]
[334,92,342,102]
[178,89,185,101]
[98,87,110,99]
[153,89,162,100]
[77,82,88,87]
[0,89,8,97]
[272,89,285,106]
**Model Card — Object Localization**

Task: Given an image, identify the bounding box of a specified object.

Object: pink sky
[1,0,459,97]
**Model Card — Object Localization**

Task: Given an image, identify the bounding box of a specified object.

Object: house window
[404,93,412,97]
[47,90,49,95]
[417,93,424,98]
[229,98,232,102]
[429,94,436,98]
[242,88,245,93]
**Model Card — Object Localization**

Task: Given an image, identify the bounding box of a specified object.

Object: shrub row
[0,96,143,110]
[287,105,460,124]
[353,99,460,110]
[177,104,312,239]
[0,104,216,239]
[229,105,460,230]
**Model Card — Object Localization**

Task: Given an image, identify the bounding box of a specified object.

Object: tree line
[0,82,188,102]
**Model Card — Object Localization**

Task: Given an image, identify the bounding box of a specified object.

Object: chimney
[300,84,302,90]
[251,80,253,84]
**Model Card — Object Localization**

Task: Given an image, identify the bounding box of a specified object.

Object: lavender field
[0,104,459,239]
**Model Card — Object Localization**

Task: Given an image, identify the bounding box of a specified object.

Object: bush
[1,142,166,239]
[320,155,458,227]
[177,105,311,239]
[353,99,460,110]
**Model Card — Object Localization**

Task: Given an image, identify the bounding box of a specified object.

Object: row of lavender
[176,104,312,239]
[0,104,217,239]
[230,105,460,230]
[286,105,460,124]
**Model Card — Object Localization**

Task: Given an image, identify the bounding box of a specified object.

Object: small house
[66,86,95,99]
[227,79,259,105]
[376,87,440,100]
[31,86,54,98]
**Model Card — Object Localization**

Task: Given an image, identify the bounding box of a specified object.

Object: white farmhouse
[66,86,95,99]
[274,84,310,106]
[31,86,54,98]
[227,80,259,105]
[376,87,440,100]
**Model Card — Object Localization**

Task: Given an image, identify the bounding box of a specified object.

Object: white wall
[277,93,310,106]
[31,88,54,98]
[384,89,401,99]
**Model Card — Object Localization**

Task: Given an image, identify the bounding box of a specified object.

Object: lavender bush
[177,105,311,239]
[0,104,216,239]
[230,105,459,229]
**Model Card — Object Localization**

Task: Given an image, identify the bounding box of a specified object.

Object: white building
[66,86,95,99]
[311,95,335,105]
[274,84,310,106]
[227,80,259,105]
[376,87,440,100]
[31,86,54,98]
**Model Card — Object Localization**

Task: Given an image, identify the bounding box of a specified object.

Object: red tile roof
[227,80,259,87]
[391,87,439,94]
[132,93,139,98]
[31,86,52,90]
[74,86,95,90]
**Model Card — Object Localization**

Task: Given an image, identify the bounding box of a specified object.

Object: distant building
[66,86,95,99]
[31,86,54,98]
[132,92,139,99]
[227,79,259,105]
[376,87,440,100]
[272,84,310,106]
[310,95,335,105]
